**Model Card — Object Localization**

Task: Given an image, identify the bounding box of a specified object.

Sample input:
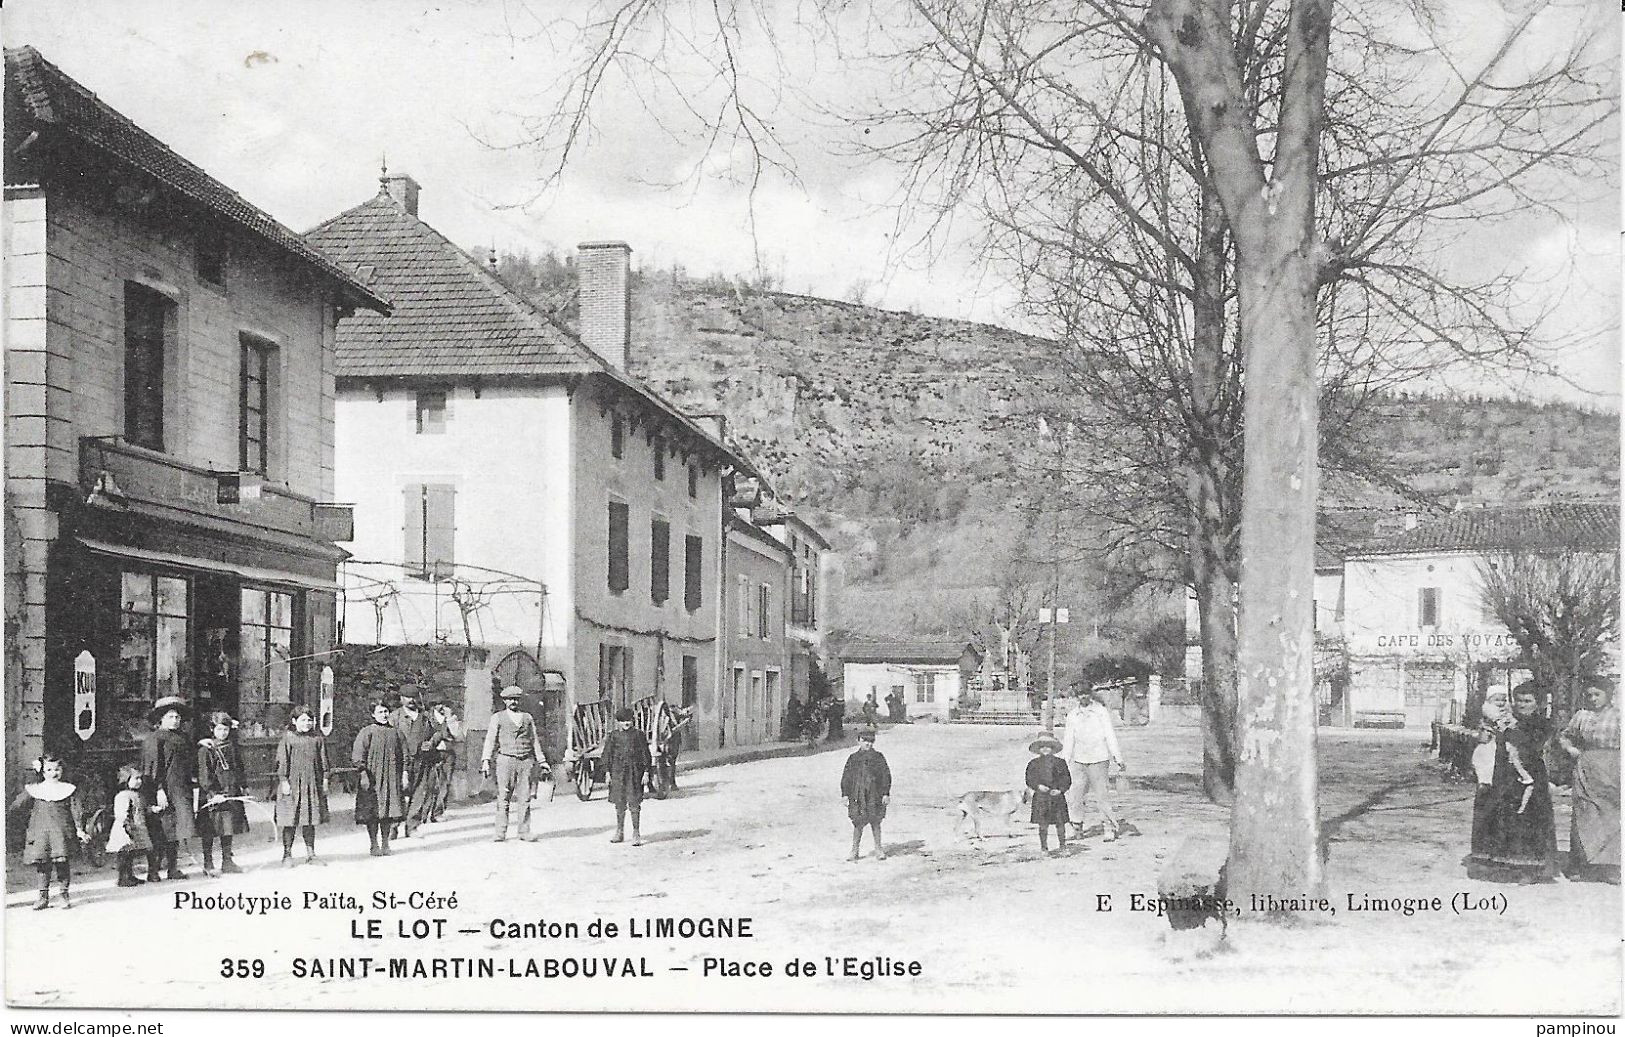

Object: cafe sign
[1348,630,1521,659]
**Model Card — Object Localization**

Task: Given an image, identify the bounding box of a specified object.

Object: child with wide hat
[140,696,196,880]
[1025,732,1072,852]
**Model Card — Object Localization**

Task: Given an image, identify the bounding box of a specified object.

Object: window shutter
[424,484,456,577]
[759,584,770,639]
[403,484,425,576]
[650,518,670,604]
[684,536,703,612]
[607,501,630,592]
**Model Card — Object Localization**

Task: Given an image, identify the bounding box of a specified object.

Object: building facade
[1342,502,1618,728]
[309,180,755,761]
[2,47,386,794]
[840,641,967,721]
[719,514,792,748]
[753,507,836,714]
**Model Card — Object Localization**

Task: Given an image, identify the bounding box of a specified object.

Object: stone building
[2,47,387,793]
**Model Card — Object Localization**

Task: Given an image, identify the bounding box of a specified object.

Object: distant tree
[1478,550,1621,718]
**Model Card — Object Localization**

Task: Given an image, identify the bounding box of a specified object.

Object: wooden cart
[564,696,686,801]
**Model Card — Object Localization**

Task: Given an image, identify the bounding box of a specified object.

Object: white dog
[954,788,1032,840]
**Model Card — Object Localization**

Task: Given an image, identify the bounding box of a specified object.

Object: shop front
[43,439,348,799]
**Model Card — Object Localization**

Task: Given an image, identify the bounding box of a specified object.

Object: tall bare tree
[1479,549,1621,719]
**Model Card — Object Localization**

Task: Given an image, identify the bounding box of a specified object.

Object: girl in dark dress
[352,699,409,857]
[9,755,86,909]
[275,705,330,866]
[140,696,197,881]
[1025,733,1072,853]
[197,711,250,875]
[840,729,891,861]
[1467,682,1559,883]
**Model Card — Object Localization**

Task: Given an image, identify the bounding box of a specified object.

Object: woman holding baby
[1466,680,1558,884]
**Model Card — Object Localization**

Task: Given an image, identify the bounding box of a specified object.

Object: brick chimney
[578,241,632,370]
[381,174,421,216]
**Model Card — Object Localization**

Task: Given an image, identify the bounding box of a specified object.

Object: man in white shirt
[1060,687,1126,840]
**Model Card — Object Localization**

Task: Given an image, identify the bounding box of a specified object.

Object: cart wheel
[574,762,594,801]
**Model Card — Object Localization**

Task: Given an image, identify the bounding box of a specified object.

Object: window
[1418,587,1441,628]
[653,440,665,481]
[758,583,771,639]
[607,500,630,592]
[404,484,456,579]
[196,231,227,287]
[598,644,632,705]
[415,391,447,435]
[239,337,272,474]
[123,283,170,451]
[682,655,699,708]
[610,414,624,458]
[650,517,670,604]
[737,575,750,636]
[239,588,295,727]
[688,464,699,499]
[118,572,188,702]
[684,535,703,612]
[751,671,764,721]
[915,671,936,704]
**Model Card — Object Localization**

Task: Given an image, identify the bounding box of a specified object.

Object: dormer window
[196,231,227,287]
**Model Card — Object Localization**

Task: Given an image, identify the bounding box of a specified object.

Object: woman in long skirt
[1558,678,1621,884]
[353,699,409,856]
[275,706,330,866]
[1467,682,1558,883]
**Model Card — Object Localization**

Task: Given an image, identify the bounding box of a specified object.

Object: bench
[1353,710,1408,729]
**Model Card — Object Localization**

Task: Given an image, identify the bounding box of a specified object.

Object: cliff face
[498,259,1619,640]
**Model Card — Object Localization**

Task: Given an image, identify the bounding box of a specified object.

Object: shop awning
[77,537,340,592]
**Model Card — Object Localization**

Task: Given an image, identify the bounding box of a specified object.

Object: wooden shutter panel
[608,501,630,591]
[684,535,703,612]
[650,519,670,604]
[425,484,456,578]
[403,484,425,576]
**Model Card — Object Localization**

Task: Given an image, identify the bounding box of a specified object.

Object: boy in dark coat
[140,697,197,881]
[352,700,409,856]
[602,707,651,846]
[841,729,891,861]
[1025,732,1072,852]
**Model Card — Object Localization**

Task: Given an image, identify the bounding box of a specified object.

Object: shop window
[607,500,630,592]
[123,283,171,451]
[416,390,447,435]
[405,483,456,579]
[684,535,703,612]
[239,336,273,475]
[119,572,189,705]
[238,588,295,732]
[650,517,670,604]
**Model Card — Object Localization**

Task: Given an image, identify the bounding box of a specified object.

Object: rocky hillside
[493,256,1620,646]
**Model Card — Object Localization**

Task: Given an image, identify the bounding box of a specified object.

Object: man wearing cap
[601,707,651,845]
[390,689,433,838]
[481,687,548,842]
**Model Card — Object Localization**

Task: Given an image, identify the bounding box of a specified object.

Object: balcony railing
[79,436,352,543]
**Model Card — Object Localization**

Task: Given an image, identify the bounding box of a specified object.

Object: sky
[4,0,1618,408]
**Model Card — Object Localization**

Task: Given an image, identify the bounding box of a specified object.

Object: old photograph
[1,0,1619,1021]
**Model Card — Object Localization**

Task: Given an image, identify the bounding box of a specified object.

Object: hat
[856,729,876,742]
[1028,733,1062,753]
[499,685,524,700]
[205,711,237,730]
[148,696,191,723]
[614,707,636,722]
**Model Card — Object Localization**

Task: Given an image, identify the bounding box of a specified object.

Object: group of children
[8,690,467,909]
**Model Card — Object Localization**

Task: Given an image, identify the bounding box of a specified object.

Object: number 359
[221,958,265,978]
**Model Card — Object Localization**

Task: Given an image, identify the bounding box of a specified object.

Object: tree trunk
[1194,550,1238,803]
[1148,0,1334,907]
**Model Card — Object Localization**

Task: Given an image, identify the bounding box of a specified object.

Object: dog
[954,788,1032,840]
